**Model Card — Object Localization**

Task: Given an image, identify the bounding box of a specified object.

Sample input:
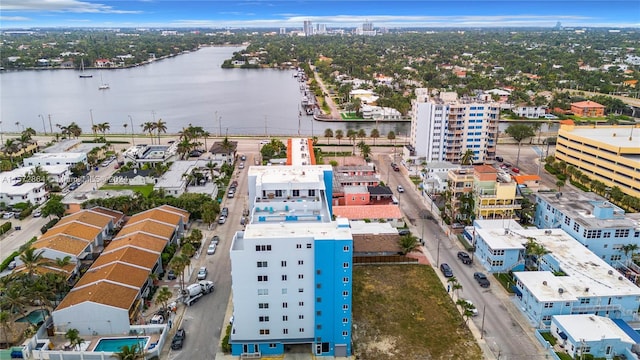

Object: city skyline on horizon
[1,0,638,30]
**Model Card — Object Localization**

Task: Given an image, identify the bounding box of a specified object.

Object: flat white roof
[564,125,640,152]
[476,227,526,250]
[29,152,85,160]
[250,165,331,188]
[553,314,635,343]
[348,220,398,235]
[61,189,135,204]
[289,138,313,166]
[242,221,352,241]
[505,229,640,300]
[0,182,44,195]
[474,219,524,231]
[155,160,197,189]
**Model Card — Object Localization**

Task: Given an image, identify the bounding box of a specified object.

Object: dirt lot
[352,264,483,360]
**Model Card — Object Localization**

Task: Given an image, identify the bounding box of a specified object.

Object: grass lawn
[100,184,154,197]
[352,265,483,360]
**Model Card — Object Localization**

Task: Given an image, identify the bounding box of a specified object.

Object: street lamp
[128,115,135,145]
[436,237,441,266]
[38,114,47,135]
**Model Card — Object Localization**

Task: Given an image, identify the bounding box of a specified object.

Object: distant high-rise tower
[555,21,562,30]
[303,20,313,36]
[363,21,373,31]
[279,27,286,35]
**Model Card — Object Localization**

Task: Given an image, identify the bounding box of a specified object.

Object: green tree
[555,179,565,191]
[370,128,380,145]
[65,328,85,351]
[460,149,474,165]
[141,122,155,144]
[19,247,49,277]
[335,129,344,145]
[323,128,333,145]
[505,124,535,167]
[398,233,419,255]
[155,119,168,143]
[620,244,639,265]
[0,310,12,346]
[42,195,65,219]
[201,201,218,229]
[111,344,144,360]
[154,286,173,313]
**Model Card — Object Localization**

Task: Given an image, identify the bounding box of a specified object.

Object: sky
[0,0,638,29]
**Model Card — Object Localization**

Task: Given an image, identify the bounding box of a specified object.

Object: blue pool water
[16,309,49,324]
[93,337,150,352]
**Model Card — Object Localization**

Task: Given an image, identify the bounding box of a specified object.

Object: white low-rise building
[0,182,47,206]
[24,152,87,167]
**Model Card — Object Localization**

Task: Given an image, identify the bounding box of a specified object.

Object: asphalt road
[374,152,547,360]
[167,150,253,360]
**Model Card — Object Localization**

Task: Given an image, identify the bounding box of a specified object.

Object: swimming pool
[93,336,150,352]
[16,309,49,325]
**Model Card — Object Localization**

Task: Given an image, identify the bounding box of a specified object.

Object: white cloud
[1,0,142,14]
[0,15,31,21]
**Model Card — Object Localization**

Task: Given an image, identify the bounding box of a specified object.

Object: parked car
[3,212,14,219]
[207,243,217,255]
[189,150,203,157]
[495,156,504,162]
[197,267,208,280]
[218,215,227,224]
[240,217,246,225]
[227,190,235,199]
[511,167,520,174]
[167,270,177,280]
[230,180,238,188]
[457,251,472,265]
[474,272,491,288]
[397,185,404,193]
[239,162,245,169]
[69,183,79,191]
[440,263,453,277]
[171,328,186,350]
[32,210,42,217]
[391,163,400,172]
[211,235,220,244]
[398,229,410,236]
[221,207,229,217]
[240,155,246,161]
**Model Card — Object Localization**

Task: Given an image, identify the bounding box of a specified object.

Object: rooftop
[32,234,90,257]
[553,314,635,343]
[42,139,107,154]
[92,246,159,270]
[537,191,639,229]
[288,138,315,166]
[76,262,149,289]
[233,221,352,251]
[332,205,403,220]
[46,221,102,241]
[489,228,640,300]
[61,189,135,204]
[570,100,605,108]
[57,209,113,229]
[28,152,85,160]
[57,281,138,311]
[250,164,332,187]
[560,124,640,153]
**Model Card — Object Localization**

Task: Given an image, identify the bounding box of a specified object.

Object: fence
[353,255,418,265]
[534,330,562,360]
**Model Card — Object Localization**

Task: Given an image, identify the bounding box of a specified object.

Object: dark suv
[171,328,186,350]
[474,272,491,288]
[440,263,453,277]
[457,251,472,265]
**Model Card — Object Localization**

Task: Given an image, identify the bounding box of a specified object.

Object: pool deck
[47,333,160,352]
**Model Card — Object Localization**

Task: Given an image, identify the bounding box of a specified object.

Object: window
[316,269,321,275]
[269,344,277,349]
[259,329,270,335]
[615,229,630,238]
[342,291,349,296]
[343,262,349,268]
[258,289,268,295]
[565,217,571,225]
[283,302,288,308]
[343,246,350,252]
[298,315,304,319]
[298,288,304,293]
[292,189,299,197]
[316,297,322,302]
[258,275,269,281]
[544,303,554,308]
[604,231,611,238]
[573,223,580,232]
[298,260,304,265]
[583,230,602,239]
[491,260,504,267]
[307,243,312,248]
[342,331,348,336]
[308,189,315,196]
[259,303,269,309]
[342,304,349,310]
[542,315,552,321]
[298,274,304,279]
[343,277,349,283]
[256,245,272,251]
[611,255,622,261]
[283,329,289,334]
[257,261,268,267]
[281,261,287,267]
[316,311,322,316]
[342,318,349,324]
[296,244,302,249]
[316,283,321,289]
[259,316,270,322]
[580,298,590,304]
[298,301,304,306]
[299,328,305,333]
[282,275,287,281]
[283,315,288,321]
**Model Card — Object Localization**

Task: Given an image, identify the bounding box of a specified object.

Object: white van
[391,196,399,205]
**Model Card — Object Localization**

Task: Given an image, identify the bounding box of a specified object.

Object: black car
[167,270,177,280]
[211,235,220,244]
[171,328,186,350]
[495,156,504,162]
[391,163,400,172]
[474,272,491,288]
[457,251,472,265]
[221,207,229,217]
[398,229,411,236]
[440,263,453,277]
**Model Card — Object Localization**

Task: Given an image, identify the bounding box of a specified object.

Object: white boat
[98,73,109,90]
[79,58,92,78]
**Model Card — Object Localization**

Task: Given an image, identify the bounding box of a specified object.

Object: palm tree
[370,128,380,145]
[141,122,155,144]
[19,247,49,276]
[505,124,535,167]
[65,328,85,351]
[155,119,167,143]
[620,244,639,265]
[98,122,110,136]
[335,129,344,145]
[2,139,19,164]
[398,233,419,255]
[204,161,219,182]
[324,128,333,145]
[91,124,100,139]
[525,238,549,270]
[0,310,12,346]
[555,179,565,191]
[67,122,82,139]
[154,286,173,313]
[456,298,476,326]
[112,344,145,360]
[460,149,474,165]
[357,129,366,142]
[169,254,190,291]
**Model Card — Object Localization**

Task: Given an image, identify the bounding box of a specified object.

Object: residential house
[512,174,541,192]
[153,160,219,197]
[333,205,404,228]
[123,144,177,165]
[473,165,521,220]
[570,101,605,117]
[61,190,135,214]
[421,161,460,195]
[514,105,549,119]
[209,140,238,165]
[0,182,47,206]
[109,169,154,186]
[24,153,87,168]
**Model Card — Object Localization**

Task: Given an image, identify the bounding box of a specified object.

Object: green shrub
[570,180,590,192]
[41,218,60,234]
[0,250,20,271]
[221,324,232,353]
[0,221,12,235]
[556,352,573,360]
[557,174,567,181]
[545,164,559,175]
[19,208,32,219]
[540,331,557,346]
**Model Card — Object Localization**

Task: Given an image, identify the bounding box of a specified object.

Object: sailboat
[98,72,109,90]
[79,58,93,78]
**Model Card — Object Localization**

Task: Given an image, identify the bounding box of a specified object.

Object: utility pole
[264,115,268,138]
[480,304,486,339]
[48,114,53,135]
[436,237,441,266]
[128,115,135,145]
[38,114,47,135]
[89,109,96,140]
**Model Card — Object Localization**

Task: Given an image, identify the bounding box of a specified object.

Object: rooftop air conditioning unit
[544,230,552,235]
[558,288,564,294]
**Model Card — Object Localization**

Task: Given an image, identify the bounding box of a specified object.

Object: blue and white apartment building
[535,190,640,265]
[472,223,640,327]
[229,139,353,357]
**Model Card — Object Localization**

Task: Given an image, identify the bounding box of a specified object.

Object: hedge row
[0,250,20,272]
[0,221,11,234]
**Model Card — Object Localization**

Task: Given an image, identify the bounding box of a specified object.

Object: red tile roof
[332,205,402,220]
